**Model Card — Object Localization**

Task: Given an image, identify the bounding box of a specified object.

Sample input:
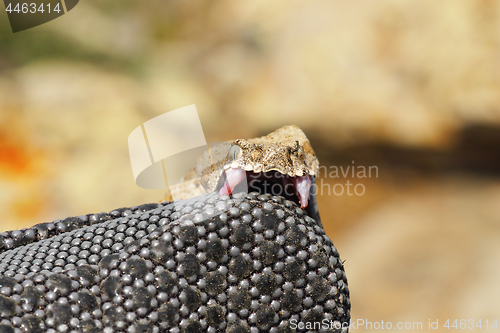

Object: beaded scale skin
[0,127,351,333]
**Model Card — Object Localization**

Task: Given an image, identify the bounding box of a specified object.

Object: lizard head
[214,125,319,210]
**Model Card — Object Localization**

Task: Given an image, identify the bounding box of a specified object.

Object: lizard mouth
[217,167,313,209]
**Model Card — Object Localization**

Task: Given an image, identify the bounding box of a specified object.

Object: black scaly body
[0,192,350,332]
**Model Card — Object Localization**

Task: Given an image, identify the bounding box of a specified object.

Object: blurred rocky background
[1,0,499,331]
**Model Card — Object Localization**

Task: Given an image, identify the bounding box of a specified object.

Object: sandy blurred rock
[339,176,500,329]
[150,0,499,147]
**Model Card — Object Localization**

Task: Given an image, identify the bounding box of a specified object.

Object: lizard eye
[229,145,241,160]
[289,141,301,155]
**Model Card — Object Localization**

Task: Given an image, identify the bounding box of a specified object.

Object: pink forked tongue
[293,176,312,209]
[219,168,247,196]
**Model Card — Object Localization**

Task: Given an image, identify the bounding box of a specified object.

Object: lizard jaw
[219,167,313,209]
[218,168,247,196]
[292,175,312,209]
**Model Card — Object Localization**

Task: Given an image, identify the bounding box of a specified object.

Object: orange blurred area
[0,131,44,178]
[0,124,49,224]
[0,134,31,177]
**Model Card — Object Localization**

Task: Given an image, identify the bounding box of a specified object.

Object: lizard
[170,125,322,227]
[0,125,351,333]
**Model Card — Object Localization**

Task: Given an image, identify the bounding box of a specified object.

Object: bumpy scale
[0,192,350,333]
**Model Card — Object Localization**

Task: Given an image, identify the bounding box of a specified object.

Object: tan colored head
[192,125,319,209]
[226,125,319,177]
[169,125,319,211]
